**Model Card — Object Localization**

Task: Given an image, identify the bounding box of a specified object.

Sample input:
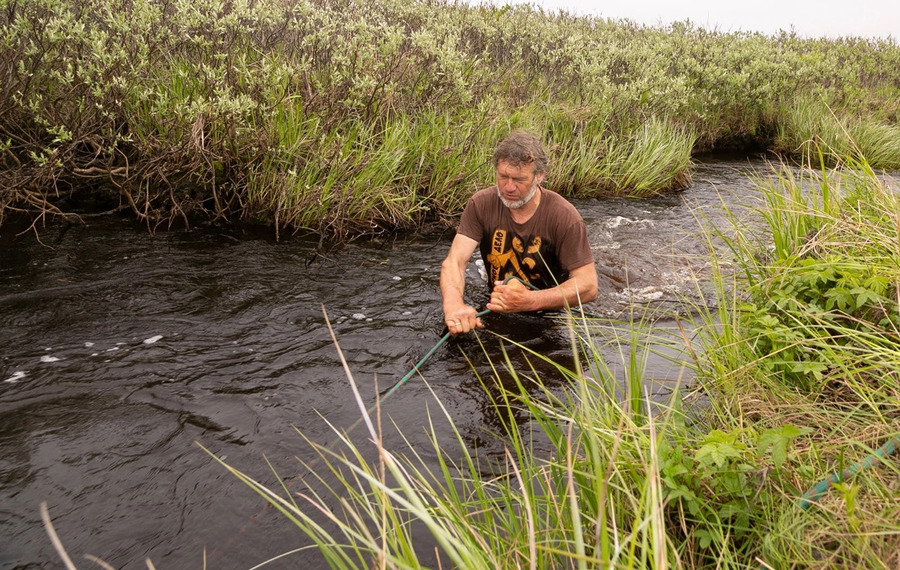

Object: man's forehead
[496,160,536,176]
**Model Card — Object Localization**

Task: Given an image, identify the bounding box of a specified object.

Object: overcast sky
[490,0,899,39]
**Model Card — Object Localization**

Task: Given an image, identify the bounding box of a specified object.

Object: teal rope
[797,433,900,509]
[342,308,492,437]
[340,275,597,440]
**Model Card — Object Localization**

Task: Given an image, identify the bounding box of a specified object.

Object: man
[440,130,598,335]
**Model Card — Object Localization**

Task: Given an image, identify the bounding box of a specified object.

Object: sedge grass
[776,98,900,170]
[686,150,900,566]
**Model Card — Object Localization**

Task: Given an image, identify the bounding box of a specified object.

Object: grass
[39,148,900,567]
[193,147,900,569]
[776,98,900,170]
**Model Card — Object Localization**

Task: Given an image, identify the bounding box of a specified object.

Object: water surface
[1,158,766,569]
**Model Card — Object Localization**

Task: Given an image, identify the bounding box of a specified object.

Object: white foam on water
[352,313,366,320]
[106,347,119,352]
[392,276,401,281]
[84,341,94,348]
[474,259,488,283]
[4,371,26,383]
[40,355,61,363]
[605,216,656,229]
[615,286,665,303]
[143,335,163,344]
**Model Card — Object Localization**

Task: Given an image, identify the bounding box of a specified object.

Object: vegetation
[2,0,899,236]
[196,149,899,568]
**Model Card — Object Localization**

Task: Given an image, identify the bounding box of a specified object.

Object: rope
[797,433,900,509]
[340,308,491,438]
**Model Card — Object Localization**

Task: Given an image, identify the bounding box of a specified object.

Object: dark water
[0,159,765,569]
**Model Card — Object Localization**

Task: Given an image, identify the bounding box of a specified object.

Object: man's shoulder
[470,186,499,202]
[541,188,582,216]
[540,187,570,203]
[465,186,503,211]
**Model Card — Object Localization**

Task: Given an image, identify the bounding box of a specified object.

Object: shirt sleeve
[456,189,487,242]
[557,209,594,272]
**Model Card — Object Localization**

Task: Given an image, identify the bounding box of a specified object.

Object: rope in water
[797,433,900,509]
[340,308,491,439]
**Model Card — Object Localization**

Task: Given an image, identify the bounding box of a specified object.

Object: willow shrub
[2,0,899,234]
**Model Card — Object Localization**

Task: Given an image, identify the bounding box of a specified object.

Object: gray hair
[491,130,548,174]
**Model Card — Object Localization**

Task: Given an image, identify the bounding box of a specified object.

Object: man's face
[495,160,545,210]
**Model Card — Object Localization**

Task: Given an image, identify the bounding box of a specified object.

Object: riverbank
[2,0,899,238]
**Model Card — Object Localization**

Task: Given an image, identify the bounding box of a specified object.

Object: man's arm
[439,234,484,334]
[487,262,598,313]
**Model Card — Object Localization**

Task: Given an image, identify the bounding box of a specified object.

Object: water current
[1,157,768,569]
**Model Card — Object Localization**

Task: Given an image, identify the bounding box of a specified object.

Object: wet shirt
[457,187,594,290]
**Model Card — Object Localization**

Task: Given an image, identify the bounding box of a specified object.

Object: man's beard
[498,178,540,209]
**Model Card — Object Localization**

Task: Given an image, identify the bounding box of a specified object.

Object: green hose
[797,433,900,509]
[343,308,492,437]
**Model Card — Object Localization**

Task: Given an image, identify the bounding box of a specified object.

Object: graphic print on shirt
[486,229,547,285]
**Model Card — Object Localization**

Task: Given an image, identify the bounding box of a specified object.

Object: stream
[1,157,768,569]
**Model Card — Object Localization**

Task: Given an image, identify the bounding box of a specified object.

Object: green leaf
[758,425,812,469]
[696,441,743,468]
[850,286,880,308]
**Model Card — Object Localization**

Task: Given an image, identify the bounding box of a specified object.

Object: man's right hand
[444,305,483,335]
[440,234,483,335]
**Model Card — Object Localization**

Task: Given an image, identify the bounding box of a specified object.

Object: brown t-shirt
[457,187,594,290]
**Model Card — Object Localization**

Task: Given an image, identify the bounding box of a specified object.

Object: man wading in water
[440,130,598,335]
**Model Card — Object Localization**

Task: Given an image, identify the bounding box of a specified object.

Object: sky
[492,0,899,39]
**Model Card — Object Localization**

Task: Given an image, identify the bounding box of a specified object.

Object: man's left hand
[487,278,532,313]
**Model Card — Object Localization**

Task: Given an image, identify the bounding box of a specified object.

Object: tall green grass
[202,148,900,568]
[776,99,900,169]
[687,151,900,566]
